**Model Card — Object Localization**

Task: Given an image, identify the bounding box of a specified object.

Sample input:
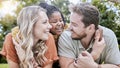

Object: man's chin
[72,38,81,40]
[71,36,80,40]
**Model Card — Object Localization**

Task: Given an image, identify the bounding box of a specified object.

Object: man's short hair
[69,3,100,29]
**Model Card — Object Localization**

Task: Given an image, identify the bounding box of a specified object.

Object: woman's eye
[43,21,47,24]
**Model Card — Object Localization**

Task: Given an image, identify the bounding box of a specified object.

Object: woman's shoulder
[46,33,55,43]
[5,33,12,38]
[4,33,14,50]
[44,33,58,65]
[4,33,12,44]
[48,33,54,39]
[3,33,16,54]
[1,33,19,63]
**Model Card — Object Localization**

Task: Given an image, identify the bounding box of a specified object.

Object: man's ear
[95,26,103,41]
[86,24,95,34]
[88,24,95,31]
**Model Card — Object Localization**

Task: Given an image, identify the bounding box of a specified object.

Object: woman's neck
[33,38,39,46]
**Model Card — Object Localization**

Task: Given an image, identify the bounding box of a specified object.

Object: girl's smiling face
[49,11,64,35]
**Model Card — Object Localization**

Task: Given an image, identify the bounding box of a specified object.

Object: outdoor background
[0,0,120,67]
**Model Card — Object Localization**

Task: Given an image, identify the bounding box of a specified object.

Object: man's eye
[73,24,77,27]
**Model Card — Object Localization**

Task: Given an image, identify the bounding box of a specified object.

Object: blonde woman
[0,6,58,68]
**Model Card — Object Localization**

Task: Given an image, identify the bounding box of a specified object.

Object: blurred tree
[51,0,70,23]
[92,0,120,44]
[0,0,70,50]
[0,0,43,49]
[0,0,120,63]
[0,0,41,63]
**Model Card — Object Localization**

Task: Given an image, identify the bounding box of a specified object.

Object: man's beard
[72,33,87,40]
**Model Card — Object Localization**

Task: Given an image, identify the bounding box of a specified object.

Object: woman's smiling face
[33,11,52,41]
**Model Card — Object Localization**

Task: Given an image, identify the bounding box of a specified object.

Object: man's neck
[81,34,94,49]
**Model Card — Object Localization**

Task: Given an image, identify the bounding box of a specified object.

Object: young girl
[39,3,66,42]
[0,6,58,68]
[39,3,66,68]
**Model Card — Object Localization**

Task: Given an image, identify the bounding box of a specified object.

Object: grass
[0,64,8,68]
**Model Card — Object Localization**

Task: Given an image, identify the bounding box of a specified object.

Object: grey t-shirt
[58,26,120,64]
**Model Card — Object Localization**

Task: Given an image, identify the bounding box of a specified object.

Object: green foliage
[0,64,8,68]
[0,56,7,63]
[0,0,120,63]
[92,0,120,44]
[51,0,70,23]
[0,0,41,63]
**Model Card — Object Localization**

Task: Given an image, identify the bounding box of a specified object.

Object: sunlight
[69,0,91,4]
[0,0,19,18]
[69,0,80,4]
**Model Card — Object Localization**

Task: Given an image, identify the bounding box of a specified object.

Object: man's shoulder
[100,26,117,47]
[59,30,74,43]
[62,30,71,34]
[100,26,115,38]
[60,30,72,39]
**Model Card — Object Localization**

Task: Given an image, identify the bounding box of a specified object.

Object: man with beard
[58,3,120,68]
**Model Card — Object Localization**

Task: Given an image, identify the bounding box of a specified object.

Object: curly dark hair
[39,3,66,24]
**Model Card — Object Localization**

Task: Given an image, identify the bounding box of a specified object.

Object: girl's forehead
[50,12,61,18]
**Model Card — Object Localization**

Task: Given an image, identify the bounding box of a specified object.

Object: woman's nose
[48,23,52,29]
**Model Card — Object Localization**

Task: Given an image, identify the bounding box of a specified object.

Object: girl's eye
[52,21,57,23]
[60,19,63,22]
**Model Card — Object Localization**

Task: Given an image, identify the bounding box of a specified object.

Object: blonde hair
[16,6,48,68]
